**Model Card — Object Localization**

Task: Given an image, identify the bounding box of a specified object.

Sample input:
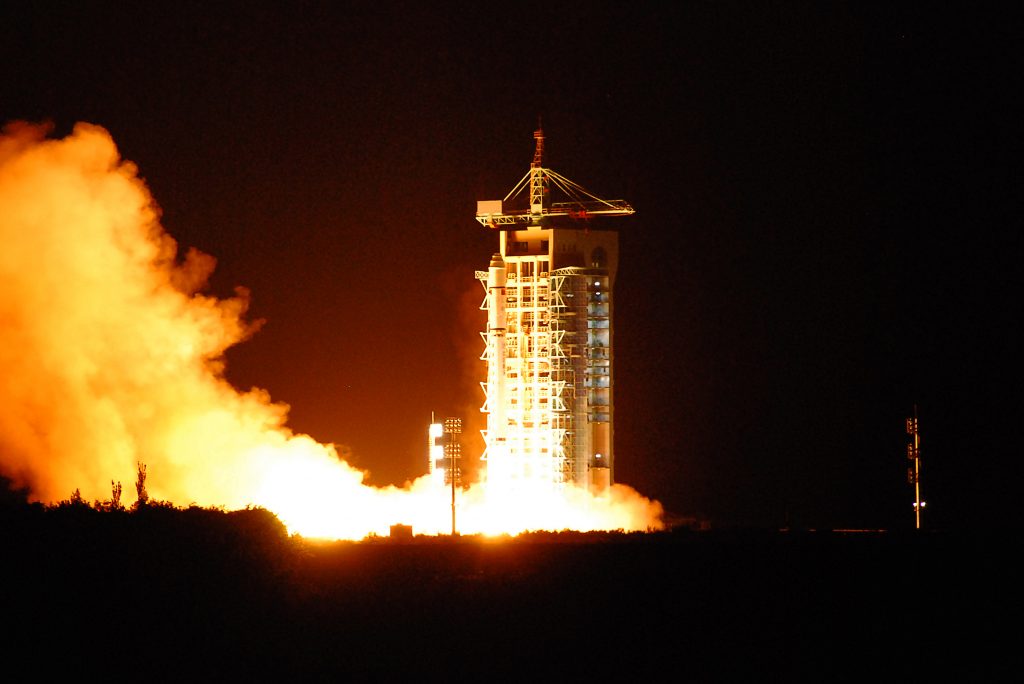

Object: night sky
[2,2,1014,529]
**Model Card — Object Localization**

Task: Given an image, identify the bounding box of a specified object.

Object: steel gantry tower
[476,127,634,493]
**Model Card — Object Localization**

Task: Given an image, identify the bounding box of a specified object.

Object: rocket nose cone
[489,253,505,269]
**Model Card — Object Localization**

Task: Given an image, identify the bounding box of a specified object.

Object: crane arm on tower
[475,127,634,228]
[475,168,634,227]
[475,185,635,227]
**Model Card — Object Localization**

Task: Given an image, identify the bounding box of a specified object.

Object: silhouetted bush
[1,498,1010,679]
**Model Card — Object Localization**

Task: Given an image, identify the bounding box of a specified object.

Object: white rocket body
[485,253,507,484]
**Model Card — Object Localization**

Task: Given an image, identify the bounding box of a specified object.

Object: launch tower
[476,128,634,492]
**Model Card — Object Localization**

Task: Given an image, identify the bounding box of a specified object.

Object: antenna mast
[906,405,923,529]
[529,125,546,217]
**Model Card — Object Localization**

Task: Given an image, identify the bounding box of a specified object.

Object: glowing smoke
[0,122,663,537]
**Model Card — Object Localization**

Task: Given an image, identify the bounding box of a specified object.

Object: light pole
[444,417,462,535]
[906,405,923,529]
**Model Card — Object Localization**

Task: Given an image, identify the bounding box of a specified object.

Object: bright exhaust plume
[0,122,663,538]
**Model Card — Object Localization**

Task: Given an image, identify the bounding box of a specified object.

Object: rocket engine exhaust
[0,121,663,538]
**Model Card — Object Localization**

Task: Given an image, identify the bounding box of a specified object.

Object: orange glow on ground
[0,121,664,539]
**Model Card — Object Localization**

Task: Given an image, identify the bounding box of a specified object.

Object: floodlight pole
[444,417,462,536]
[451,452,457,535]
[906,405,922,529]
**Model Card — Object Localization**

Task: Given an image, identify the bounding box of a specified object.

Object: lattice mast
[530,127,546,214]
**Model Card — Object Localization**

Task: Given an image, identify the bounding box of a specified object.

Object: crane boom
[476,127,635,228]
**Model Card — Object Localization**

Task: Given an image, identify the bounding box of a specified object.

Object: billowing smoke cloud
[1,121,285,504]
[0,122,663,537]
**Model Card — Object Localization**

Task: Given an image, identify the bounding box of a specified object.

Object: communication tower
[476,127,634,493]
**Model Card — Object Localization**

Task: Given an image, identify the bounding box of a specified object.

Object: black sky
[1,1,1014,529]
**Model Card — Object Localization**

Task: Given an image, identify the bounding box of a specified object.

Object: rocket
[485,253,507,482]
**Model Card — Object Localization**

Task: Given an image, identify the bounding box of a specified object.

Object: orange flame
[0,121,663,538]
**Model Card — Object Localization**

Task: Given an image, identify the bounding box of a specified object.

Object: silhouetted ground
[2,504,1011,679]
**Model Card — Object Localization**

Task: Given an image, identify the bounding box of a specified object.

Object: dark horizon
[1,2,1013,530]
[8,500,1009,678]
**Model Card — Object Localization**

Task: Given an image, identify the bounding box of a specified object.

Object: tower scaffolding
[477,128,633,493]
